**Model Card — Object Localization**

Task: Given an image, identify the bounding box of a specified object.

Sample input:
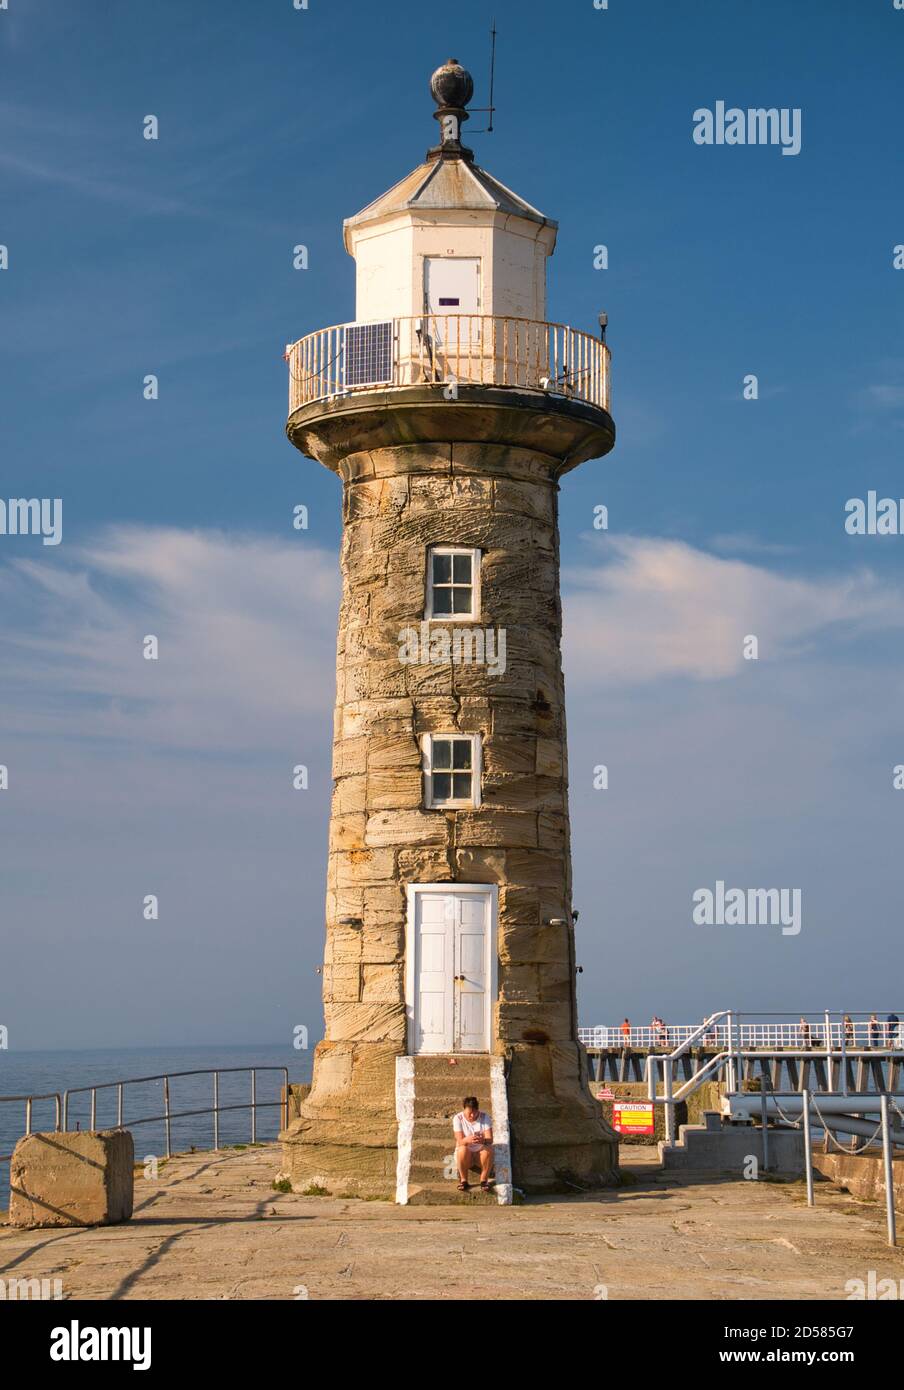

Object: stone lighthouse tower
[282,60,617,1201]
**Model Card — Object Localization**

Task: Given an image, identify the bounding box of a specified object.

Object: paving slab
[1,1143,902,1300]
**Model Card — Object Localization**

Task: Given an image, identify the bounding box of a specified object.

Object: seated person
[452,1095,494,1192]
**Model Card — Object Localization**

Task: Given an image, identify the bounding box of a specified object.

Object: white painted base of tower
[488,1056,513,1204]
[395,1056,416,1205]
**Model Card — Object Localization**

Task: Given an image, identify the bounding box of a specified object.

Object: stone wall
[813,1149,904,1215]
[283,436,617,1193]
[325,441,574,1049]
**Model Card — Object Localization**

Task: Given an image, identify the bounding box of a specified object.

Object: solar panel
[344,321,393,387]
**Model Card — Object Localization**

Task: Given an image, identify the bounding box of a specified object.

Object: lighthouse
[282,60,618,1201]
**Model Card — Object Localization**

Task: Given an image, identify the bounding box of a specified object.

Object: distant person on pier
[798,1017,811,1049]
[453,1097,494,1193]
[620,1018,631,1047]
[843,1015,854,1047]
[868,1014,880,1049]
[886,1013,900,1047]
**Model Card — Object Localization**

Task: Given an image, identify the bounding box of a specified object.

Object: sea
[0,1043,313,1208]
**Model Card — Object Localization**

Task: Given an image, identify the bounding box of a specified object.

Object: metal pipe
[117,1082,123,1129]
[881,1094,897,1247]
[251,1070,257,1145]
[213,1072,219,1151]
[802,1089,814,1206]
[725,1012,735,1091]
[732,1095,903,1145]
[163,1076,172,1159]
[727,1093,904,1119]
[663,1058,675,1145]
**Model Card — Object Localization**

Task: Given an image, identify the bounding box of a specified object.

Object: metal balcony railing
[286,314,611,414]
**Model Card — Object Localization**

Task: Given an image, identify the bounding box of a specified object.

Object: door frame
[405,882,498,1055]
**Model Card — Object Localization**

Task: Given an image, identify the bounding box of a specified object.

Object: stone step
[410,1142,457,1166]
[411,1116,458,1136]
[413,1066,492,1080]
[413,1055,492,1078]
[412,1077,492,1095]
[409,1156,495,1182]
[410,1119,489,1146]
[408,1158,455,1182]
[406,1182,498,1207]
[413,1098,477,1119]
[408,1089,489,1112]
[411,1072,492,1090]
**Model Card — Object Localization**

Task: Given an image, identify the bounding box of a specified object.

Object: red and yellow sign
[612,1100,655,1136]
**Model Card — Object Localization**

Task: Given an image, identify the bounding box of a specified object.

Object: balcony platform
[287,381,615,476]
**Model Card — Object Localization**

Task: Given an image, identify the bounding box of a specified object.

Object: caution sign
[612,1100,655,1136]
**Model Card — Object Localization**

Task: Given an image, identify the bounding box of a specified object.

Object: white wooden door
[412,891,454,1053]
[411,887,492,1053]
[424,258,481,347]
[455,893,489,1051]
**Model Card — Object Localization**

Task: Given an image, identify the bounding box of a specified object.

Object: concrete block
[9,1129,134,1229]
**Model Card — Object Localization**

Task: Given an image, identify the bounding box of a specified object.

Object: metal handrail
[60,1065,291,1159]
[0,1092,63,1161]
[286,314,611,414]
[637,1011,904,1146]
[2,1067,291,1169]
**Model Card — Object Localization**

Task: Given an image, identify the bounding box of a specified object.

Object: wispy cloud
[0,527,339,752]
[0,149,197,217]
[861,384,904,410]
[710,532,796,557]
[563,535,904,687]
[851,360,904,428]
[0,100,294,229]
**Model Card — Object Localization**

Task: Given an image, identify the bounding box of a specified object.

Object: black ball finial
[430,58,474,112]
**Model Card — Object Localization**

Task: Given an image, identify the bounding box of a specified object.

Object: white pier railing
[580,1017,904,1051]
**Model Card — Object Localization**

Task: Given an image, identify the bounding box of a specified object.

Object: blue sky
[2,0,903,1049]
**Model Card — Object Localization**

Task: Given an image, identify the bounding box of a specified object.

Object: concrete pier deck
[2,1143,902,1300]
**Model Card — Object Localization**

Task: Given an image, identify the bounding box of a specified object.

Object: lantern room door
[424,257,481,349]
